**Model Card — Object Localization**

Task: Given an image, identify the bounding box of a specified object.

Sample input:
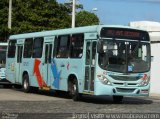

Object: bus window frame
[7,40,16,58]
[32,37,44,58]
[23,38,33,58]
[55,35,70,58]
[70,33,84,58]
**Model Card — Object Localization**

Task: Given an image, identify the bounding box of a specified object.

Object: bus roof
[9,25,148,40]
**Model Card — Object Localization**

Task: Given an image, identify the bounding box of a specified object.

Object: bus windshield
[98,39,150,73]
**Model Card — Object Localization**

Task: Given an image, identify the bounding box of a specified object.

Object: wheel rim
[71,83,76,95]
[24,79,28,90]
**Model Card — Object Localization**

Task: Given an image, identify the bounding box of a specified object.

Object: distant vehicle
[0,42,8,84]
[6,25,151,102]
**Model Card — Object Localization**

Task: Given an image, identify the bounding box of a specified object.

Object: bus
[6,25,151,102]
[0,42,8,83]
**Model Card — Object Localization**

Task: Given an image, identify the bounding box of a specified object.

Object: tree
[64,0,83,11]
[0,0,100,41]
[64,0,99,27]
[11,0,71,33]
[0,0,71,41]
[76,11,99,27]
[0,1,10,41]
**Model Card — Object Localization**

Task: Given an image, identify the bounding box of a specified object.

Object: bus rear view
[95,27,150,102]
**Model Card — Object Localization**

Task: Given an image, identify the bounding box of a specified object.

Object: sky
[58,0,160,25]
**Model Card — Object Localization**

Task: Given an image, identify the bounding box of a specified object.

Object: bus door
[43,40,53,87]
[84,40,97,92]
[16,44,23,83]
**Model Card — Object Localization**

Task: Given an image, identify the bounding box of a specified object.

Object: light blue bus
[6,25,151,102]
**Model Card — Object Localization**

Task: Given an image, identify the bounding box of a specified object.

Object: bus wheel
[22,74,31,93]
[113,96,123,103]
[69,79,80,101]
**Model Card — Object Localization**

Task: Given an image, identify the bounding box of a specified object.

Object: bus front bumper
[94,81,150,96]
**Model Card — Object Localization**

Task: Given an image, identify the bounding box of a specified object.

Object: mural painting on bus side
[51,59,61,89]
[34,59,47,87]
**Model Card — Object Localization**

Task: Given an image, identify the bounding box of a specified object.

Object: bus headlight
[97,75,112,85]
[139,74,150,87]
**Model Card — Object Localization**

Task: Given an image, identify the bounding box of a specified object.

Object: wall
[150,42,160,94]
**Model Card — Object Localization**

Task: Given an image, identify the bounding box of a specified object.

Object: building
[129,21,160,94]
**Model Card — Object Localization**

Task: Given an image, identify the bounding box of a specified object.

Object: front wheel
[22,74,31,93]
[68,79,81,101]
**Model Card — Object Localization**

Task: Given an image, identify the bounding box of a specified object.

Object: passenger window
[86,42,91,65]
[56,35,70,58]
[8,40,16,58]
[92,42,97,65]
[33,37,44,58]
[23,38,33,58]
[70,34,84,58]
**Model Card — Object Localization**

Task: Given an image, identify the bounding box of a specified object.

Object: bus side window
[8,40,16,58]
[33,37,44,58]
[53,37,58,58]
[56,35,70,58]
[86,42,91,65]
[23,38,33,58]
[92,41,97,65]
[70,33,84,58]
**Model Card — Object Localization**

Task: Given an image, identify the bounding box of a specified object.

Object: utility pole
[71,0,76,28]
[8,0,12,29]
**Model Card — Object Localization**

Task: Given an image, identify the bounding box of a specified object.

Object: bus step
[41,86,51,91]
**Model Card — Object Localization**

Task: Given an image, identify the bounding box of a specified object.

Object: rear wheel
[68,79,80,101]
[22,74,31,93]
[113,96,123,103]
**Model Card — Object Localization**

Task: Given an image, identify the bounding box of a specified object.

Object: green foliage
[0,0,71,41]
[11,0,71,33]
[76,11,99,27]
[0,0,9,41]
[0,0,100,41]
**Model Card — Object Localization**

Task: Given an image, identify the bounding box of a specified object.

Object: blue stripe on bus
[51,59,61,89]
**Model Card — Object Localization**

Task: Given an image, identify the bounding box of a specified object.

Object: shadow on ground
[0,85,153,105]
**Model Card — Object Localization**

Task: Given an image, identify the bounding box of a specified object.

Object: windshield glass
[98,39,150,73]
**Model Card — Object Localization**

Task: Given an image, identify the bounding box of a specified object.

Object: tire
[22,74,31,93]
[113,96,123,103]
[68,79,80,101]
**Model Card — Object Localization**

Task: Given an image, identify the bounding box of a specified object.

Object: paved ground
[0,85,160,119]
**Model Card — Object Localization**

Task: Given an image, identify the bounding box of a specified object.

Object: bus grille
[110,75,139,81]
[116,88,135,93]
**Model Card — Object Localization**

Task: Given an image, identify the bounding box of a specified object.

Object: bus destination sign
[100,27,149,41]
